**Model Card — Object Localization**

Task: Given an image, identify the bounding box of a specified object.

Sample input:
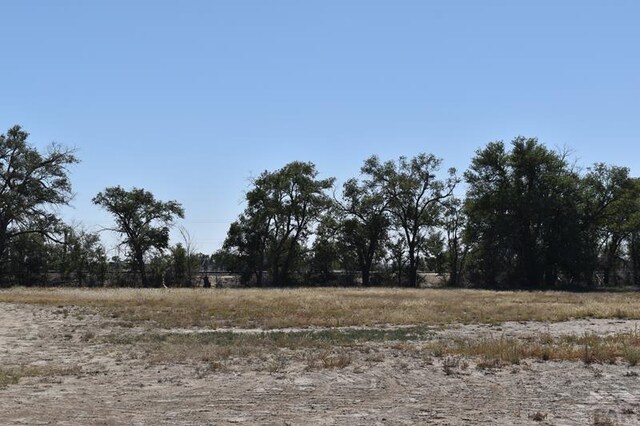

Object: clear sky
[1,1,639,255]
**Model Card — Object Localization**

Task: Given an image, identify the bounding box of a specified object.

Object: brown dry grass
[98,326,640,370]
[2,287,640,329]
[426,331,640,367]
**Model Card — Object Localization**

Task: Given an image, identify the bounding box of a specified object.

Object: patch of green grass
[99,327,436,365]
[0,364,81,389]
[103,326,435,348]
[0,368,19,389]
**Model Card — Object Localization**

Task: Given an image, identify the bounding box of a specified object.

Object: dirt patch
[1,302,640,425]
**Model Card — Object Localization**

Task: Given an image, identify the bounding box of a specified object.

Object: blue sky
[1,1,639,255]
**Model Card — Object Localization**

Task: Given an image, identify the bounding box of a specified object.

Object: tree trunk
[134,251,148,287]
[408,243,418,288]
[361,266,371,287]
[0,227,9,287]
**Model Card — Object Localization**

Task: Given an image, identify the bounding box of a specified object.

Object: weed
[528,411,546,421]
[266,354,288,373]
[322,351,352,369]
[592,411,617,426]
[195,361,225,378]
[0,368,19,389]
[365,352,385,363]
[80,331,95,342]
[430,341,447,358]
[540,344,554,361]
[307,350,352,370]
[622,345,640,366]
[421,355,434,366]
[476,357,503,370]
[582,343,596,365]
[0,364,81,389]
[442,356,460,375]
[589,366,603,378]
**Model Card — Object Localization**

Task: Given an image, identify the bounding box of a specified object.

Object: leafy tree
[222,161,334,286]
[219,212,270,285]
[6,233,50,285]
[625,181,640,286]
[335,177,390,286]
[0,125,78,283]
[422,231,446,274]
[362,154,458,287]
[442,196,468,286]
[581,166,640,286]
[309,214,342,285]
[464,137,586,288]
[171,243,188,286]
[168,241,199,286]
[179,227,200,286]
[54,225,107,286]
[386,236,408,287]
[146,252,171,287]
[92,187,184,287]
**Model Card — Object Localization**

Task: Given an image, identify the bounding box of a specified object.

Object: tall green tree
[309,213,343,285]
[219,212,270,285]
[169,241,200,287]
[92,187,184,287]
[625,180,640,286]
[335,177,390,286]
[222,161,334,286]
[6,233,50,285]
[0,125,78,283]
[582,165,640,286]
[442,196,468,286]
[54,225,107,286]
[362,154,458,287]
[465,137,587,288]
[386,235,408,287]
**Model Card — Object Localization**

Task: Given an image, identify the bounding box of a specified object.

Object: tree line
[2,125,640,289]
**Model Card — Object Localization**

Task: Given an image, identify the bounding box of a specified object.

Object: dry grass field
[2,287,640,425]
[2,287,640,328]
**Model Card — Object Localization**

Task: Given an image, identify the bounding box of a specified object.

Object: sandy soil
[1,302,640,425]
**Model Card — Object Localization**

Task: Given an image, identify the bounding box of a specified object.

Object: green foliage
[92,186,184,287]
[222,161,334,286]
[54,226,108,286]
[168,242,200,286]
[309,214,343,285]
[465,138,582,287]
[0,125,78,284]
[582,165,640,286]
[6,233,49,285]
[462,137,640,288]
[362,153,458,287]
[334,177,390,286]
[442,196,468,286]
[4,124,640,290]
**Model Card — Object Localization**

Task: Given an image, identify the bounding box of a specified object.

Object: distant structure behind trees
[2,124,640,289]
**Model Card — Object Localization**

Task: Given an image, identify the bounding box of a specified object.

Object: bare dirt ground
[2,302,640,425]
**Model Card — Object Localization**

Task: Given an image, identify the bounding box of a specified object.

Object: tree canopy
[92,186,184,287]
[4,124,640,290]
[0,125,78,284]
[220,161,334,286]
[361,154,458,287]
